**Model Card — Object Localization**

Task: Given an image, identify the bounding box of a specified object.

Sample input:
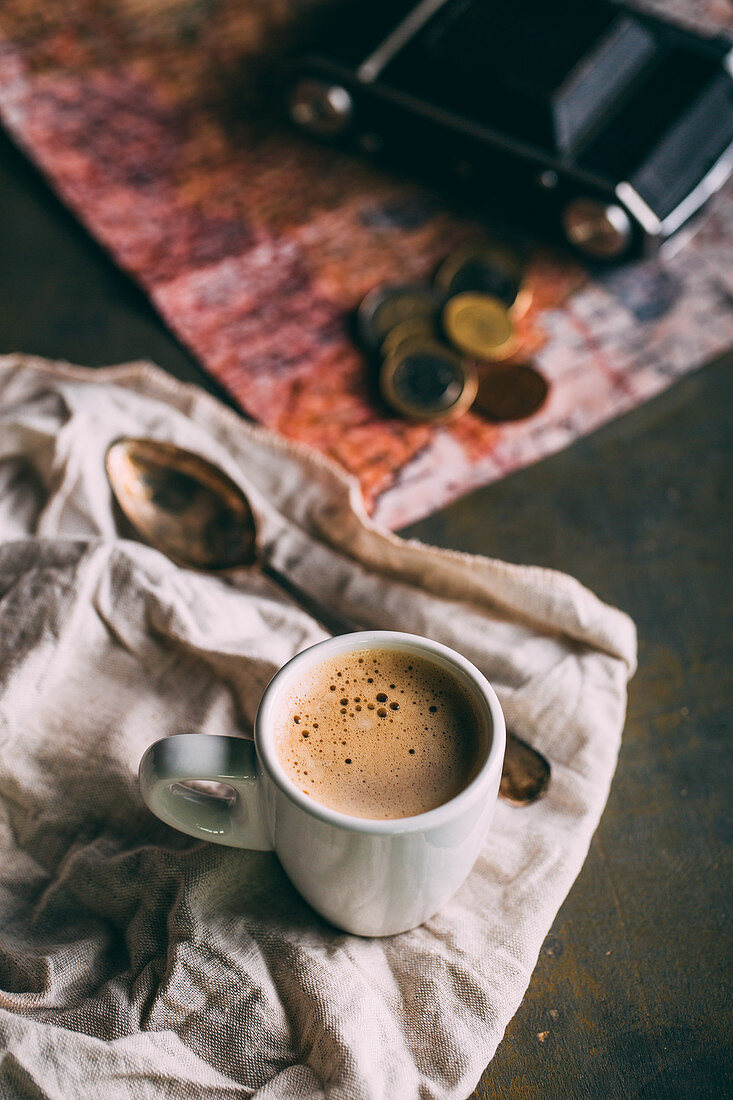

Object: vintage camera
[285,0,733,261]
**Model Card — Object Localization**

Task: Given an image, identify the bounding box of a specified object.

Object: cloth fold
[0,353,636,1099]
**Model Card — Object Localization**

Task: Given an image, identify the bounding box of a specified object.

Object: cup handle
[139,734,273,850]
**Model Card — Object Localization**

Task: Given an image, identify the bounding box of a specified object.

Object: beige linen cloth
[0,353,637,1099]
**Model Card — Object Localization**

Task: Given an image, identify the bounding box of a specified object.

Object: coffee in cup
[274,646,483,820]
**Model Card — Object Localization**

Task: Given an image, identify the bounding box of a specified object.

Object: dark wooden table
[1,126,731,1099]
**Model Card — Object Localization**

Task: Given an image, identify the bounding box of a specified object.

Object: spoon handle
[261,565,551,807]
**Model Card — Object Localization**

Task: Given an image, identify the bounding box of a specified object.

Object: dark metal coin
[357,284,441,352]
[474,362,550,422]
[380,340,477,423]
[435,243,527,313]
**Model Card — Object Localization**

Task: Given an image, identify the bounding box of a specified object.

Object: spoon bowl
[106,437,257,570]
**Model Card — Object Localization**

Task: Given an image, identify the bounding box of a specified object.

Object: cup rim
[254,630,506,835]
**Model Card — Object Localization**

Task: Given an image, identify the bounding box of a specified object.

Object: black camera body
[286,0,733,260]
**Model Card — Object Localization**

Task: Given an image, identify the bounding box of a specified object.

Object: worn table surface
[1,126,731,1099]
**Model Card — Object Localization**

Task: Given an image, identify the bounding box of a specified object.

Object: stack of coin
[358,284,477,423]
[356,240,549,424]
[436,242,533,362]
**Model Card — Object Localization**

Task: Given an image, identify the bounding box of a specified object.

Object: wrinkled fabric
[0,354,637,1099]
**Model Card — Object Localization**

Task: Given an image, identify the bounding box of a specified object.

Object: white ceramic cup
[138,631,505,936]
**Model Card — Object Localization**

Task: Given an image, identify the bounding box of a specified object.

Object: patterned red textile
[0,0,730,526]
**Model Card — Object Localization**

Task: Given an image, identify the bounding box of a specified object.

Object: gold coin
[380,340,477,423]
[442,293,518,361]
[380,316,438,358]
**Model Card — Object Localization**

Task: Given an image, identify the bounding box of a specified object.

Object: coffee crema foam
[275,647,483,820]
